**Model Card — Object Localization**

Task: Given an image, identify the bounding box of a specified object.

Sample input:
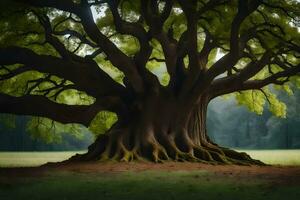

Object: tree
[0,0,299,164]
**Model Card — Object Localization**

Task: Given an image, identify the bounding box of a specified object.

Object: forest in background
[0,88,299,151]
[0,116,93,151]
[207,88,300,149]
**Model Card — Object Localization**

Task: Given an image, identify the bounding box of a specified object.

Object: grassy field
[240,149,300,166]
[0,150,299,167]
[0,166,299,200]
[0,150,299,200]
[0,151,84,167]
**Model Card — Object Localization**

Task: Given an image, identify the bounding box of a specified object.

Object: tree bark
[69,92,264,165]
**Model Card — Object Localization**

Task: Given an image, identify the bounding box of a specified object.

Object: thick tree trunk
[69,93,264,165]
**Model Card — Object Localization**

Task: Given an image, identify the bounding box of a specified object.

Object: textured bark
[70,93,264,165]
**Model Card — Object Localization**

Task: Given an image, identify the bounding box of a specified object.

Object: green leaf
[88,111,118,136]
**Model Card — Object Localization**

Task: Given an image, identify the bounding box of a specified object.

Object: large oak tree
[0,0,299,164]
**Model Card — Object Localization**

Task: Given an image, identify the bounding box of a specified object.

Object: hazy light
[215,48,225,61]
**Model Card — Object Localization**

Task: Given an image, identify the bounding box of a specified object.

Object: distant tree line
[207,88,300,149]
[0,116,93,151]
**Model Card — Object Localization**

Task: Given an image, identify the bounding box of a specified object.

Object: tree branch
[17,0,144,93]
[210,64,300,98]
[107,0,157,87]
[77,2,144,93]
[0,46,126,98]
[0,93,119,126]
[205,0,262,82]
[141,0,177,89]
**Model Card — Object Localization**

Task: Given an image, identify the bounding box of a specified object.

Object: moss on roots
[68,129,265,166]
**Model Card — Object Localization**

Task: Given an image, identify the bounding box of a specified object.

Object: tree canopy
[0,0,299,163]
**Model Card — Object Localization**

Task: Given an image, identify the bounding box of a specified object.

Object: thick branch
[17,0,144,93]
[0,46,126,98]
[107,0,158,87]
[77,2,144,93]
[178,0,200,72]
[210,64,300,97]
[141,0,177,88]
[0,93,119,126]
[205,0,262,82]
[210,50,273,91]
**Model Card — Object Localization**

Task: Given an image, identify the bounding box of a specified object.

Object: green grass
[0,170,299,200]
[0,150,299,200]
[0,150,299,167]
[238,149,300,165]
[0,151,85,167]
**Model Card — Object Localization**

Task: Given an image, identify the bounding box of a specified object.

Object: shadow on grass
[0,169,299,200]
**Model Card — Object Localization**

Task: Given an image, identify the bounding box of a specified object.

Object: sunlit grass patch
[238,149,300,166]
[0,151,85,167]
[0,150,299,167]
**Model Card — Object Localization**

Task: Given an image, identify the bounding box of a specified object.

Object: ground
[0,163,300,200]
[0,151,300,200]
[1,150,300,167]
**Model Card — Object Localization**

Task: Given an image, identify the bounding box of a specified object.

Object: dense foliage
[0,0,299,163]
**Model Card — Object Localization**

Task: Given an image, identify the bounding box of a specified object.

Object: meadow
[241,149,300,166]
[0,150,299,167]
[0,150,299,200]
[0,169,299,200]
[0,151,84,168]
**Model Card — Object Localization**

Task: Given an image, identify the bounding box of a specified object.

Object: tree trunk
[69,92,264,165]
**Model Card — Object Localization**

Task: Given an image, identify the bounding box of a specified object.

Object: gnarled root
[67,129,265,166]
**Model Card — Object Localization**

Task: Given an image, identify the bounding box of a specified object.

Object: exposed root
[152,145,169,163]
[221,147,266,165]
[67,130,265,166]
[193,147,214,162]
[63,87,266,166]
